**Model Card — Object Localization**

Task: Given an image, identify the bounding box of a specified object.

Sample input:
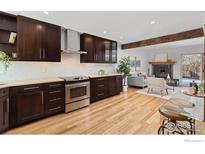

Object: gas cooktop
[60,76,90,83]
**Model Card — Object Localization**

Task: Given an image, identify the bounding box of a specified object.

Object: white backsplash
[0,53,117,82]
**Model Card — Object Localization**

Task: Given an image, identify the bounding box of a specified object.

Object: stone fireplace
[149,61,176,78]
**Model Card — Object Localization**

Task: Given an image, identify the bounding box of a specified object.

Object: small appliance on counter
[98,69,105,75]
[60,76,90,113]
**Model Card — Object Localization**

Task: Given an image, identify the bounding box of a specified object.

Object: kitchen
[0,11,123,133]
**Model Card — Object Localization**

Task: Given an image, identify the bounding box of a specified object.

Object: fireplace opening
[152,64,173,79]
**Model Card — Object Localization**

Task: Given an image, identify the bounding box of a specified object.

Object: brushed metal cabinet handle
[97,93,104,96]
[49,106,61,111]
[49,98,62,102]
[98,78,104,81]
[98,84,104,87]
[43,48,45,59]
[49,90,61,94]
[49,84,62,87]
[3,99,6,125]
[41,92,44,105]
[23,86,39,91]
[6,98,9,112]
[39,48,42,59]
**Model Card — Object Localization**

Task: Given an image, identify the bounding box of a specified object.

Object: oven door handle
[66,84,90,88]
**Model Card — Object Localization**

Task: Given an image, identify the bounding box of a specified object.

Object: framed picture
[128,56,141,71]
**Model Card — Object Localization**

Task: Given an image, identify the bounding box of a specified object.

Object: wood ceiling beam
[121,28,204,50]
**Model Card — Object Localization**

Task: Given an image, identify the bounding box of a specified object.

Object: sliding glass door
[181,53,203,85]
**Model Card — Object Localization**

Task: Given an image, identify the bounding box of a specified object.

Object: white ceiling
[7,11,205,45]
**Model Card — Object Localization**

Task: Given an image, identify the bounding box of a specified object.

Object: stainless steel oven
[61,76,90,113]
[66,81,90,103]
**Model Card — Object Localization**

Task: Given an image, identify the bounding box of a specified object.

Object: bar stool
[158,104,195,135]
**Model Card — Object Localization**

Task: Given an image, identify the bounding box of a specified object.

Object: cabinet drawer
[48,88,65,100]
[90,77,108,88]
[45,100,64,115]
[16,84,44,93]
[47,82,65,90]
[0,88,8,98]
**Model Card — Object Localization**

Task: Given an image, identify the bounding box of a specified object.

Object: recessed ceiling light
[103,31,107,34]
[151,21,156,24]
[120,36,123,39]
[43,11,49,15]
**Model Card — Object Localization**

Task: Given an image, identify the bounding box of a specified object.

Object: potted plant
[117,57,131,92]
[0,51,11,71]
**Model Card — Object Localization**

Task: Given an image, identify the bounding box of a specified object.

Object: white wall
[118,44,203,81]
[145,44,203,79]
[0,43,203,83]
[0,52,117,82]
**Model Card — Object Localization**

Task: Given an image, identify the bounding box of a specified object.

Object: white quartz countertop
[89,73,122,78]
[0,77,64,89]
[0,74,122,89]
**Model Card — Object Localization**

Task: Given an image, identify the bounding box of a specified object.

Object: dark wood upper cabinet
[17,16,61,62]
[80,33,95,63]
[17,16,43,61]
[111,42,117,63]
[80,33,117,63]
[95,37,105,63]
[43,24,61,62]
[1,13,61,62]
[0,12,17,57]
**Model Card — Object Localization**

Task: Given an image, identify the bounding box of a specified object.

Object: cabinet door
[17,16,43,61]
[108,76,118,96]
[116,76,122,93]
[95,37,105,63]
[0,97,4,132]
[104,40,111,63]
[80,34,95,63]
[17,91,44,124]
[110,42,117,63]
[43,24,61,62]
[0,96,9,133]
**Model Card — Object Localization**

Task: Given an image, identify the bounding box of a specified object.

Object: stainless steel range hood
[61,28,87,54]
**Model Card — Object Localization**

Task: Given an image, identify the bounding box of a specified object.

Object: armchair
[147,77,168,97]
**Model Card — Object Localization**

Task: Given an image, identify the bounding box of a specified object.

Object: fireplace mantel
[149,61,176,65]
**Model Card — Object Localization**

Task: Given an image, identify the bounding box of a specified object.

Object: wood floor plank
[6,88,203,134]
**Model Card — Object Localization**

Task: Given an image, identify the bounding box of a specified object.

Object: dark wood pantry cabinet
[17,16,61,61]
[9,81,65,128]
[80,33,118,63]
[0,88,9,133]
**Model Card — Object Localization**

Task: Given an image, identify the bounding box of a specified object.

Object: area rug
[137,87,186,100]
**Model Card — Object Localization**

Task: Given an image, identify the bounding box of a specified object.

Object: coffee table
[166,79,179,92]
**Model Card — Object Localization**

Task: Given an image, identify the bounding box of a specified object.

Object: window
[181,53,202,84]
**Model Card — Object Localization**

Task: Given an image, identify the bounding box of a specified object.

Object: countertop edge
[89,74,122,78]
[0,78,64,89]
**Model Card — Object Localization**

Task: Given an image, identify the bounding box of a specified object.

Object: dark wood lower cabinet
[9,81,65,128]
[17,90,44,124]
[44,82,65,116]
[90,75,122,103]
[0,88,9,133]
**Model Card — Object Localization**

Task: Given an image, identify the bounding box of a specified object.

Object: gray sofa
[127,74,148,88]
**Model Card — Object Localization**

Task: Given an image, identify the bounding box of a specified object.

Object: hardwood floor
[6,88,167,134]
